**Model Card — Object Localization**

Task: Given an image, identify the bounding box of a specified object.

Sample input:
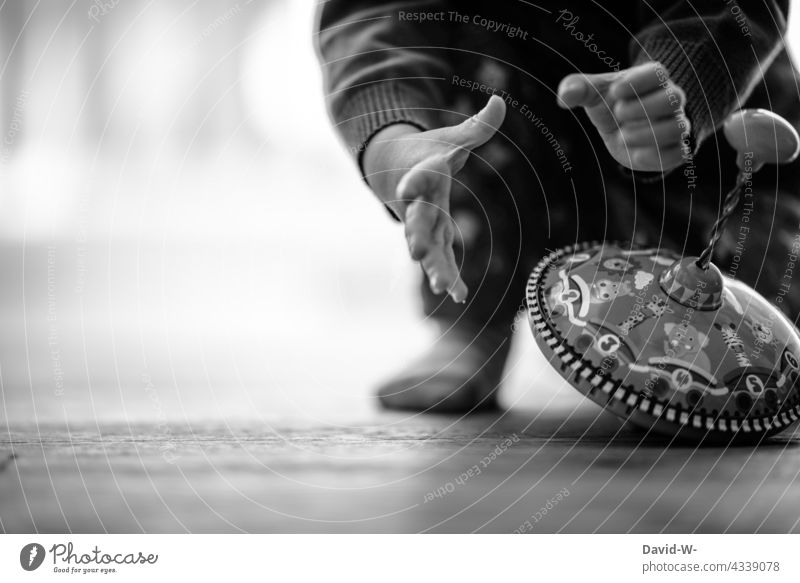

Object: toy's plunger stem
[695,173,747,270]
[695,109,800,271]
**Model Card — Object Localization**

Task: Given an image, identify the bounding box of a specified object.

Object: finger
[396,156,451,258]
[620,116,689,148]
[609,61,666,100]
[613,87,684,123]
[557,71,618,109]
[421,245,458,296]
[404,200,440,260]
[440,220,468,302]
[630,144,686,172]
[421,220,466,301]
[447,275,469,303]
[397,157,464,300]
[447,94,507,152]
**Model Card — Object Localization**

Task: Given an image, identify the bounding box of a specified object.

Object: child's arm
[630,0,789,153]
[314,1,453,175]
[359,97,506,303]
[314,2,506,302]
[557,1,788,174]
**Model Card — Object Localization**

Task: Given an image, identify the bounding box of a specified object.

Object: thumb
[447,94,507,151]
[557,71,618,110]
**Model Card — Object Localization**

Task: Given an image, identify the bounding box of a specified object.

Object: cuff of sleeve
[633,35,735,153]
[337,82,439,177]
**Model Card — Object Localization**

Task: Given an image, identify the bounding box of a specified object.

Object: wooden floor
[3,403,799,533]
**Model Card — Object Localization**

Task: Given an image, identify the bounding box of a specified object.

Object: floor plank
[3,407,799,533]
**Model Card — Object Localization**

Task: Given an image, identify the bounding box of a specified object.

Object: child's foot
[375,326,510,413]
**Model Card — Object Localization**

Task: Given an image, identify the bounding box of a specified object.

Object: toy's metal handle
[723,108,800,172]
[695,109,800,270]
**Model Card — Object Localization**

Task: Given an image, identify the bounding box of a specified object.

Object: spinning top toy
[526,109,800,441]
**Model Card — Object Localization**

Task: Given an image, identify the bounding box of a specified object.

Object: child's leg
[374,96,614,412]
[375,135,530,412]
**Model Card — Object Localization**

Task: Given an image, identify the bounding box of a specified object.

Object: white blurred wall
[0,0,429,425]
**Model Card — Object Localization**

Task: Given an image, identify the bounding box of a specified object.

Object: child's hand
[363,95,507,303]
[557,61,690,172]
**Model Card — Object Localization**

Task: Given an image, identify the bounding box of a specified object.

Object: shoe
[375,324,511,413]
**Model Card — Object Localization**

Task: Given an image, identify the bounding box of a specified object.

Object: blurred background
[2,1,800,427]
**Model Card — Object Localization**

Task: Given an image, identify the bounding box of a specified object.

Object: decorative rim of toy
[526,240,800,438]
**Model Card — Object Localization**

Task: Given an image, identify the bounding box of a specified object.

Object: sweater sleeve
[630,0,789,152]
[314,1,455,173]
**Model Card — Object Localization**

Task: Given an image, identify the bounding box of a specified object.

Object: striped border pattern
[525,241,800,437]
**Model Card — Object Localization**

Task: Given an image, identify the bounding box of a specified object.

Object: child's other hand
[363,95,507,303]
[557,61,690,172]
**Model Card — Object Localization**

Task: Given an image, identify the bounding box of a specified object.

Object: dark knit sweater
[314,1,790,176]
